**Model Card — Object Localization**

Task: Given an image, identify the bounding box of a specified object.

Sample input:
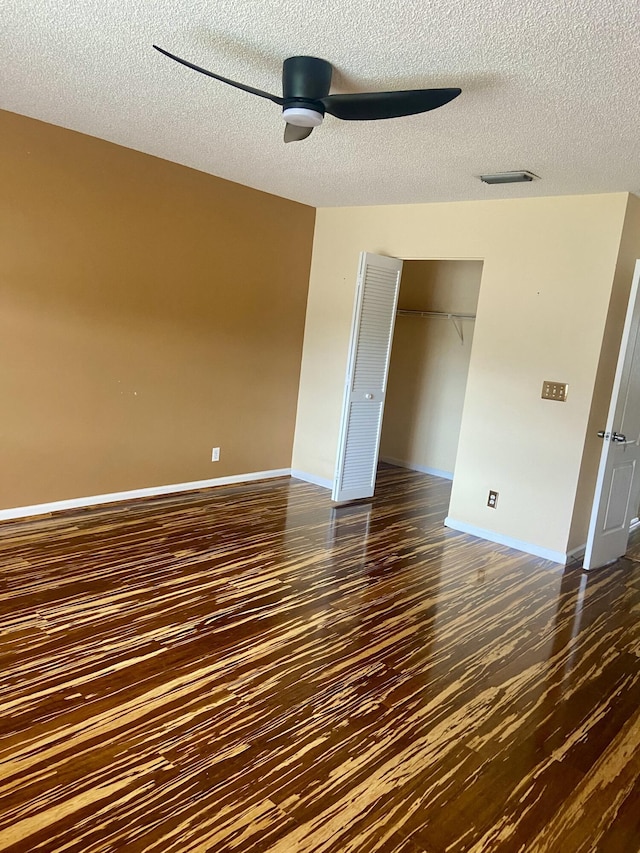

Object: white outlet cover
[211,447,220,462]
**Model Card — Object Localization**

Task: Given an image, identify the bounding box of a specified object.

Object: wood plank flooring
[1,465,639,852]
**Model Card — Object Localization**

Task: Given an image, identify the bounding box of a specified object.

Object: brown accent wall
[0,110,316,509]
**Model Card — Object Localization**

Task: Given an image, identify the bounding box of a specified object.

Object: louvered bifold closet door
[332,252,403,502]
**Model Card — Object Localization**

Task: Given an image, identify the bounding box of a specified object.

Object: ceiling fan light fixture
[282,106,324,127]
[480,170,540,185]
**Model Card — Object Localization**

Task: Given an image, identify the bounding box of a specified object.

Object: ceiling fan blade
[321,88,461,121]
[153,45,284,105]
[284,123,314,143]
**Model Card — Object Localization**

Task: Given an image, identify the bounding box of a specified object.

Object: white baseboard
[565,543,586,564]
[444,516,569,564]
[568,515,640,567]
[290,469,333,490]
[379,456,454,481]
[0,469,292,523]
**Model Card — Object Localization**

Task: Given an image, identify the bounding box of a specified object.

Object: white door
[584,259,640,569]
[332,252,403,502]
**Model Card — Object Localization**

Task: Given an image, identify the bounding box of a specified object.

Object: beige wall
[379,260,482,475]
[0,110,315,510]
[293,193,630,557]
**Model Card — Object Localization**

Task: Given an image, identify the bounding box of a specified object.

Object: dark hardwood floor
[1,465,639,852]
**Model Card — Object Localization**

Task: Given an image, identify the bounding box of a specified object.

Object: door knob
[365,393,374,400]
[598,430,630,442]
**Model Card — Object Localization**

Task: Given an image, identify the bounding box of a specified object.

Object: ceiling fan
[153,46,461,143]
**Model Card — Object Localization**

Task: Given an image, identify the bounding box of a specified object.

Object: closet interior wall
[379,259,483,479]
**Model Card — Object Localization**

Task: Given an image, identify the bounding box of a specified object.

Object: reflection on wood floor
[1,465,640,852]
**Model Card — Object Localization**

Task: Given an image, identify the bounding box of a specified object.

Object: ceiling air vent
[480,170,539,184]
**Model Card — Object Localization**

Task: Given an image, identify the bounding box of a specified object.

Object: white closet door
[332,252,403,502]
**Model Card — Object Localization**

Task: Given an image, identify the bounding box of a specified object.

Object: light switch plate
[542,381,568,402]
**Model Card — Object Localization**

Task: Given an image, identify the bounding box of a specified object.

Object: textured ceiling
[2,0,640,207]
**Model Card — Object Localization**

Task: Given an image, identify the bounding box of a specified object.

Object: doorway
[584,259,640,569]
[379,259,483,483]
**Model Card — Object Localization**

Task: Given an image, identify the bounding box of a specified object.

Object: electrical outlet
[211,447,220,462]
[487,490,498,508]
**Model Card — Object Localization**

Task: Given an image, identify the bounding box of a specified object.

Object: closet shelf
[396,309,476,344]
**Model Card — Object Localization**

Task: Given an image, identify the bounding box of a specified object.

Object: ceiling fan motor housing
[282,56,332,125]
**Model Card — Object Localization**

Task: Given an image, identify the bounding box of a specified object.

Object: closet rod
[396,309,476,320]
[396,308,476,344]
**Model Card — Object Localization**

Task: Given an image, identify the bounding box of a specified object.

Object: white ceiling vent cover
[480,171,540,185]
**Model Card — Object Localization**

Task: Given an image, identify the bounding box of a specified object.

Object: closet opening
[378,259,483,485]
